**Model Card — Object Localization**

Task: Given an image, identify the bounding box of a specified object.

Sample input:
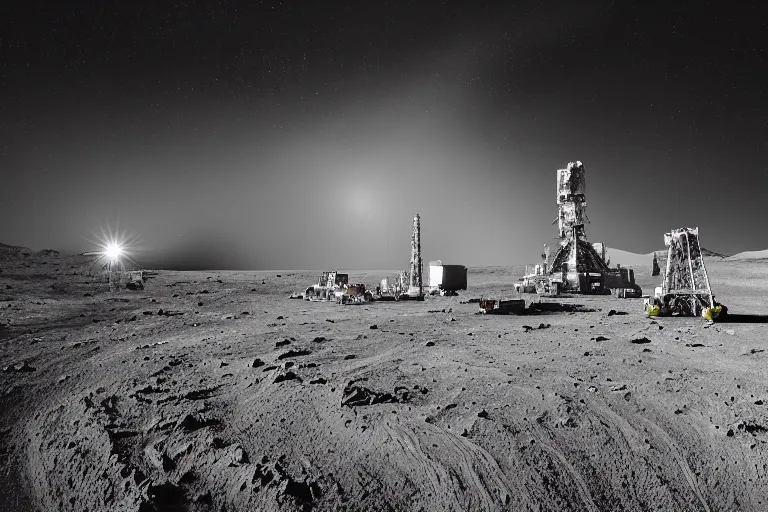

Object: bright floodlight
[105,243,123,261]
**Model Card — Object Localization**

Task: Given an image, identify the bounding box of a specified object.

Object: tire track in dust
[443,430,511,509]
[529,429,600,512]
[382,420,515,511]
[587,403,645,454]
[383,418,530,510]
[637,417,711,512]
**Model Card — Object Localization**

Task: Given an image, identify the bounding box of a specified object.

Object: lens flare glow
[83,222,142,272]
[104,243,124,261]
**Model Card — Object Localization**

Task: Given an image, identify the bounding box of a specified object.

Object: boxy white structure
[428,260,467,294]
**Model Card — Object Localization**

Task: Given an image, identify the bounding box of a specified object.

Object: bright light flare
[104,243,124,261]
[83,221,142,272]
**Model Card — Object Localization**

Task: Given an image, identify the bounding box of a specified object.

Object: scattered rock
[233,446,249,464]
[274,371,301,384]
[341,383,410,407]
[477,410,489,419]
[728,419,768,437]
[178,414,220,432]
[252,358,266,368]
[310,378,327,385]
[182,387,220,400]
[311,336,326,343]
[278,349,311,360]
[144,445,175,472]
[595,336,609,342]
[281,479,320,509]
[369,324,378,330]
[630,337,652,344]
[276,339,291,348]
[142,482,186,511]
[344,354,356,360]
[3,361,35,373]
[425,341,435,347]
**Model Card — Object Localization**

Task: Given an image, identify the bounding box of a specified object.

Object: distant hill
[606,247,727,268]
[0,242,32,252]
[0,242,34,260]
[0,243,59,261]
[701,248,728,259]
[726,250,768,261]
[605,248,653,267]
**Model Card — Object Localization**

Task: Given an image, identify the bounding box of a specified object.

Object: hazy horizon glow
[1,2,764,270]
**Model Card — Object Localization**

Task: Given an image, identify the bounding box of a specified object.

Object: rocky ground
[0,252,766,511]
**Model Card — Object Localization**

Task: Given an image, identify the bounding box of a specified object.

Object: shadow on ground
[718,314,768,324]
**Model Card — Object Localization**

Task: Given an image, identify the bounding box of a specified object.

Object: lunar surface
[1,250,767,511]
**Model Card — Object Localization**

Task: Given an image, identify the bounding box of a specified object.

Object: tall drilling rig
[549,161,612,292]
[519,161,641,296]
[405,213,424,299]
[657,227,716,316]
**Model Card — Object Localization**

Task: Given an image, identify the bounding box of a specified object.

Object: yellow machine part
[702,305,722,322]
[646,305,661,317]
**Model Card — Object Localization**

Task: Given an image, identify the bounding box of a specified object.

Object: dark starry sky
[0,1,765,269]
